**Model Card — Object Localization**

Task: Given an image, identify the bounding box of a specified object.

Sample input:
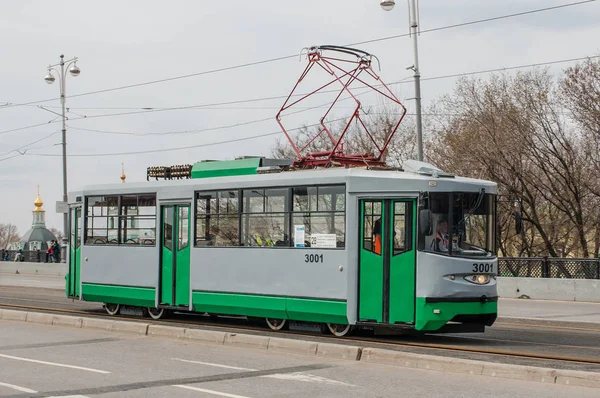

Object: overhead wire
[10,53,596,159]
[2,52,596,162]
[23,119,349,158]
[60,54,600,135]
[0,153,20,163]
[0,131,59,156]
[0,0,594,111]
[0,1,595,159]
[352,0,597,46]
[3,53,595,130]
[0,122,61,136]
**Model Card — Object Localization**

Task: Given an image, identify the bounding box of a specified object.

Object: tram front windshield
[420,192,496,257]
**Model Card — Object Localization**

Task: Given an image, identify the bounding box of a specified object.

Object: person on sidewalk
[47,244,54,263]
[52,240,61,262]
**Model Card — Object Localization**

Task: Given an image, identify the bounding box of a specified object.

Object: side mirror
[515,211,522,234]
[419,209,432,235]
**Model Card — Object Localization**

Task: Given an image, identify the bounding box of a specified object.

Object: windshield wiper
[458,188,485,228]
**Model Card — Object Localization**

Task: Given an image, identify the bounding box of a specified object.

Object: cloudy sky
[1,0,598,236]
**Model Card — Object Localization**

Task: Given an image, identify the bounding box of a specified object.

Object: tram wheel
[326,323,353,337]
[265,318,287,331]
[104,303,120,316]
[147,307,167,320]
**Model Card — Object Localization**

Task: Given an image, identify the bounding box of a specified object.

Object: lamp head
[69,64,80,77]
[44,71,55,84]
[380,0,395,11]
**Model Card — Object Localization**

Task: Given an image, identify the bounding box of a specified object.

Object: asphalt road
[1,320,599,398]
[1,285,600,373]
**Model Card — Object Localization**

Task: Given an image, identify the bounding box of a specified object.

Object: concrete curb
[497,316,600,331]
[0,262,68,276]
[1,309,599,389]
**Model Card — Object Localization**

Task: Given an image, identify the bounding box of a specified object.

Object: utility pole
[381,0,424,161]
[44,55,81,260]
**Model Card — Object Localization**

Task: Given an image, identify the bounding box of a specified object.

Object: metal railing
[2,250,599,279]
[1,250,61,263]
[498,257,600,279]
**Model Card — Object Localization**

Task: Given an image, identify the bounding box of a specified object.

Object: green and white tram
[65,158,498,336]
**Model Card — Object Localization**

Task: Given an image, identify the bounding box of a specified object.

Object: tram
[65,157,499,337]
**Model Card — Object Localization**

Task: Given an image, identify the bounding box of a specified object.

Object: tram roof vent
[402,160,455,178]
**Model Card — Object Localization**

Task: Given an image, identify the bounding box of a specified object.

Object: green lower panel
[193,292,287,318]
[415,297,498,331]
[192,292,348,324]
[82,284,156,308]
[286,298,347,324]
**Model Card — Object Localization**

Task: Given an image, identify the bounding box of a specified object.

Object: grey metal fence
[2,249,598,279]
[1,250,60,263]
[498,257,600,279]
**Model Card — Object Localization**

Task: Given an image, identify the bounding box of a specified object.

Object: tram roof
[69,166,496,203]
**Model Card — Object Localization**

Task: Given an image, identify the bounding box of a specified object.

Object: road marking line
[0,354,110,374]
[47,396,90,397]
[174,385,251,397]
[172,358,251,371]
[268,372,355,386]
[0,382,38,393]
[171,358,353,386]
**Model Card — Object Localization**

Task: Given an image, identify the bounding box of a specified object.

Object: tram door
[159,204,191,307]
[358,199,416,324]
[67,206,82,298]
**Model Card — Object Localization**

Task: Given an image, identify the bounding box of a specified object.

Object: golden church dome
[34,185,44,212]
[120,162,126,183]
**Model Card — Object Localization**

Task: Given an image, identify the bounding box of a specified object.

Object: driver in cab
[432,219,451,252]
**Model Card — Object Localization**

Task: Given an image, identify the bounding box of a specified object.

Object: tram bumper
[415,295,498,332]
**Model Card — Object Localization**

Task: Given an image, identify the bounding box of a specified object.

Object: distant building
[17,187,57,252]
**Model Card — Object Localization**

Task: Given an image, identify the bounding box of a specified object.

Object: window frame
[195,190,241,247]
[84,193,157,247]
[392,201,413,256]
[362,200,383,255]
[194,183,347,249]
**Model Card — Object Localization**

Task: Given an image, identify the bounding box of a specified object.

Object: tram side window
[86,196,119,245]
[70,207,82,249]
[163,207,173,250]
[393,201,412,255]
[242,188,289,247]
[292,185,346,248]
[195,190,240,246]
[85,194,157,246]
[363,201,382,254]
[119,195,157,245]
[193,184,345,249]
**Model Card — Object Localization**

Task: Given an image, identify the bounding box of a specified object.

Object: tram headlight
[464,274,490,285]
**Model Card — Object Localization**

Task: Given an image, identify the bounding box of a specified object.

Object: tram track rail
[2,301,600,370]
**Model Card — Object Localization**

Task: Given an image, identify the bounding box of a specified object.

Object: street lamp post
[44,54,81,260]
[381,0,423,161]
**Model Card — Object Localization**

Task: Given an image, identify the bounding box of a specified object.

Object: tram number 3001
[305,254,324,263]
[473,263,494,273]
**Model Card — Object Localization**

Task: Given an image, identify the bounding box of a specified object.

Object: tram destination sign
[310,234,337,248]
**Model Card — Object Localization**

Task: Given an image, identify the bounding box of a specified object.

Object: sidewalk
[498,298,600,328]
[0,272,65,290]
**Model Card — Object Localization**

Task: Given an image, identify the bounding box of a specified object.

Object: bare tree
[429,69,598,264]
[271,105,418,166]
[561,57,600,177]
[0,223,20,249]
[48,227,64,242]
